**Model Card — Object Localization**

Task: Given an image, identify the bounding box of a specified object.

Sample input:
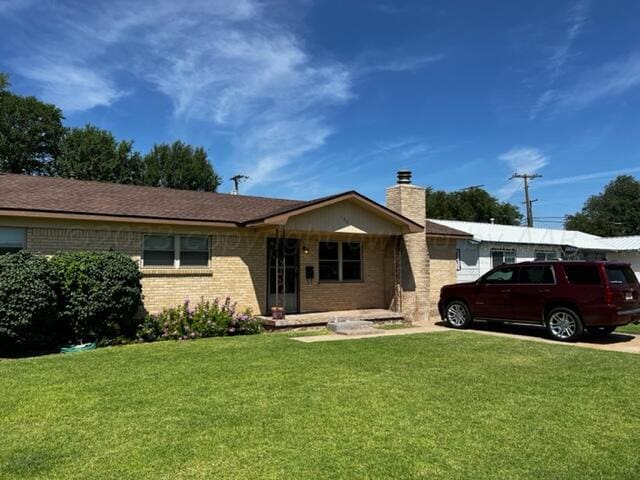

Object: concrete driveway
[294,320,640,354]
[439,321,640,355]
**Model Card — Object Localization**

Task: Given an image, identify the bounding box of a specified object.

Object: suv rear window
[606,265,638,285]
[564,265,601,285]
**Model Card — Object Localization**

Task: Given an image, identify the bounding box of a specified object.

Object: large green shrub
[137,297,262,342]
[50,251,142,343]
[0,252,59,351]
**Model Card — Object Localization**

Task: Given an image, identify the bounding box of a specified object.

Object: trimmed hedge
[0,252,59,351]
[50,251,143,343]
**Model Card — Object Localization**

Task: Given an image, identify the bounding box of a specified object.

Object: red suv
[438,261,640,341]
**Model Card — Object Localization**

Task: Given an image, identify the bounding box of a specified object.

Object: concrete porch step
[259,309,405,330]
[327,320,378,335]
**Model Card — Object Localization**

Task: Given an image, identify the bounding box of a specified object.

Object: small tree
[565,175,640,236]
[54,124,143,184]
[0,73,64,174]
[142,141,221,191]
[426,187,523,225]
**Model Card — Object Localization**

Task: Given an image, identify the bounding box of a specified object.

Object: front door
[267,238,299,314]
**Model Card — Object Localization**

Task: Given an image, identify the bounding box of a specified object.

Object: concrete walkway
[292,322,446,343]
[292,320,640,355]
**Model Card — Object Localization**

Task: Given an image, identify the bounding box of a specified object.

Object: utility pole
[510,173,541,227]
[229,174,249,195]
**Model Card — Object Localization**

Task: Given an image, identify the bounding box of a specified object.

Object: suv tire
[546,307,584,342]
[445,300,472,329]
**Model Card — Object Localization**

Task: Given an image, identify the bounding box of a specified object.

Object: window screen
[342,242,362,281]
[491,250,516,268]
[319,241,339,281]
[0,227,25,255]
[180,236,209,266]
[535,250,557,261]
[143,235,174,266]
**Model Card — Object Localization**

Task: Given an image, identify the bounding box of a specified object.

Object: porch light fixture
[302,245,309,254]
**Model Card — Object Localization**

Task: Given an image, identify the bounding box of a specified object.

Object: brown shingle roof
[0,174,305,225]
[424,219,472,238]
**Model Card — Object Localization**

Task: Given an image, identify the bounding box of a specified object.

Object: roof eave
[0,208,239,228]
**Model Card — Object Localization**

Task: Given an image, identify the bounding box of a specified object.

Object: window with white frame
[0,227,25,255]
[491,249,516,268]
[535,250,557,261]
[319,241,362,282]
[143,235,209,267]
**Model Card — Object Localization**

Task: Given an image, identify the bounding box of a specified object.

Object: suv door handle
[500,289,511,293]
[539,289,551,293]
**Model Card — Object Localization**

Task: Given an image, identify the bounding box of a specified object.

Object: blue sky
[1,0,640,227]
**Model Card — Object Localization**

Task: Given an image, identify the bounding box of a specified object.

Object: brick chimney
[385,170,429,322]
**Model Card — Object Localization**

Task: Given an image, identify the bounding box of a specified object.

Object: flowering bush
[136,297,262,343]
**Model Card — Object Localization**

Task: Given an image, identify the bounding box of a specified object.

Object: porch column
[385,170,429,323]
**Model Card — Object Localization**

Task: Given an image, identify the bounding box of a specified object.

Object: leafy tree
[0,73,8,91]
[0,73,64,174]
[142,141,221,191]
[54,125,142,184]
[565,175,640,236]
[426,187,523,225]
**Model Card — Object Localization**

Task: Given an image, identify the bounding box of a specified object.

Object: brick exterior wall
[22,221,268,314]
[9,217,393,316]
[296,234,391,312]
[385,184,430,322]
[426,237,458,318]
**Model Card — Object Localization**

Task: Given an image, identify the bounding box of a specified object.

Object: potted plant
[271,306,285,319]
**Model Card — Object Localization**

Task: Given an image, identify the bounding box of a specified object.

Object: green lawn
[618,322,640,334]
[1,332,640,479]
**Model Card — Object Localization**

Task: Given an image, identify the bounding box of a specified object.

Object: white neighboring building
[605,236,640,277]
[429,219,640,282]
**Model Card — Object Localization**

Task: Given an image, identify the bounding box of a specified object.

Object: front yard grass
[618,322,640,334]
[1,332,640,479]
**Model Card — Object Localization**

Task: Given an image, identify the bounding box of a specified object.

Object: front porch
[259,308,405,330]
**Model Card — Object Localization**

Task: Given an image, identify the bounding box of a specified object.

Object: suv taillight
[604,284,614,305]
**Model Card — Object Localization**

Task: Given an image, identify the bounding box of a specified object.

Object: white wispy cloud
[498,147,549,198]
[12,61,125,111]
[357,54,445,75]
[0,0,35,15]
[2,0,440,190]
[553,53,640,111]
[530,0,589,119]
[548,0,589,81]
[536,166,640,188]
[499,147,549,173]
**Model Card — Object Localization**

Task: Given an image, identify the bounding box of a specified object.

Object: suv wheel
[546,307,583,342]
[587,326,616,337]
[445,301,472,329]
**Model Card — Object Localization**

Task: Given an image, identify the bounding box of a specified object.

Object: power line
[510,173,542,227]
